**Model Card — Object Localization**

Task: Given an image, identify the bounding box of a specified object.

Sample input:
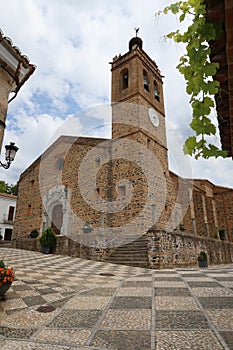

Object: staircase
[105,234,149,268]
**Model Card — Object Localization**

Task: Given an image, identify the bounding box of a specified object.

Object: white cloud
[0,0,232,188]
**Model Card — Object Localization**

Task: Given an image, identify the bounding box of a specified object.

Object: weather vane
[134,27,140,37]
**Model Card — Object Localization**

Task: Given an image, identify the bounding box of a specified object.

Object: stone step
[108,250,148,256]
[107,254,148,260]
[105,234,149,268]
[106,260,149,268]
[107,256,148,261]
[109,247,148,253]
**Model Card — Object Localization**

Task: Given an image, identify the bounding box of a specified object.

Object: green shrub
[39,227,57,249]
[30,229,39,238]
[197,251,207,261]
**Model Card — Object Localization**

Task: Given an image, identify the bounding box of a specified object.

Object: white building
[0,193,17,240]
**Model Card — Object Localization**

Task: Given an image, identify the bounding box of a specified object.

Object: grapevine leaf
[157,0,226,158]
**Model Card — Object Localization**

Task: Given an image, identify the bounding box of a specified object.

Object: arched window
[121,68,128,89]
[143,70,149,91]
[154,81,160,101]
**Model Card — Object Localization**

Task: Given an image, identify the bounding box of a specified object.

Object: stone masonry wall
[215,187,233,241]
[147,228,233,269]
[16,235,115,262]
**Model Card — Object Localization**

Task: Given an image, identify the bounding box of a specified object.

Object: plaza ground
[0,247,233,349]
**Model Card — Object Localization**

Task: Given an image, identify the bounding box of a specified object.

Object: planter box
[198,259,208,268]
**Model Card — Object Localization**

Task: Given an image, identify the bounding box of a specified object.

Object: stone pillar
[205,222,210,237]
[192,218,197,235]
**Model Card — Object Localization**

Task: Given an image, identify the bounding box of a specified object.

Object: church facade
[14,36,233,268]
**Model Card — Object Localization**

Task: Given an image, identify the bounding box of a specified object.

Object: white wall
[0,194,17,240]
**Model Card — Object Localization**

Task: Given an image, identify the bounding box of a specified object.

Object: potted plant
[82,221,93,234]
[197,251,208,268]
[0,260,14,300]
[39,227,57,254]
[30,229,39,238]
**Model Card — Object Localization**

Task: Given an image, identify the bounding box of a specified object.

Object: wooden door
[51,204,63,235]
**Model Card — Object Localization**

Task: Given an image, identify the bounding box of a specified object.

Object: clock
[148,108,160,127]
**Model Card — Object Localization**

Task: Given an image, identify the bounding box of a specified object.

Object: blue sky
[0,0,232,188]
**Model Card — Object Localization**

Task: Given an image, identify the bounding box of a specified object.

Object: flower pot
[30,231,38,238]
[0,283,12,300]
[83,227,93,234]
[198,259,208,268]
[41,246,51,254]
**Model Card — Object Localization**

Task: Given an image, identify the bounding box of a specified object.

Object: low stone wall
[16,237,40,252]
[16,235,114,262]
[147,228,233,269]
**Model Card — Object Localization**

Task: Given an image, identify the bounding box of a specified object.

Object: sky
[0,0,232,188]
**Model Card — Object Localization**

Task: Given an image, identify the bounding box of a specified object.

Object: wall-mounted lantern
[0,142,18,169]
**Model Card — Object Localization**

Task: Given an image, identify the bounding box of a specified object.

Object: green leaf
[183,136,198,155]
[159,0,224,159]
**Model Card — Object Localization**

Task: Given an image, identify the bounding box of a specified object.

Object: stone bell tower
[110,34,168,174]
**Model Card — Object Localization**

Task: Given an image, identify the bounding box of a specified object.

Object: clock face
[148,108,160,127]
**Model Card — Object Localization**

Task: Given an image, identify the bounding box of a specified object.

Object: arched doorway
[51,204,63,235]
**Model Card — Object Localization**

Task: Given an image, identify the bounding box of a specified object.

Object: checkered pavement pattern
[1,247,233,349]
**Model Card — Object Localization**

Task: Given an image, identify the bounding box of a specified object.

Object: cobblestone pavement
[1,248,233,349]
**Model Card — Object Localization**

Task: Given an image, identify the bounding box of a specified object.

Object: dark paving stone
[22,279,41,284]
[36,287,55,295]
[187,281,220,288]
[213,277,233,281]
[154,277,182,281]
[208,269,233,273]
[219,331,233,349]
[22,295,47,307]
[5,291,21,299]
[12,285,33,291]
[155,288,191,296]
[110,296,152,309]
[91,330,151,350]
[79,287,117,296]
[45,283,60,287]
[179,273,206,277]
[122,281,151,287]
[154,271,178,274]
[47,310,102,328]
[198,297,233,309]
[0,326,36,339]
[154,310,209,329]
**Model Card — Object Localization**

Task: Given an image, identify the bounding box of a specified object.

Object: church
[14,35,233,268]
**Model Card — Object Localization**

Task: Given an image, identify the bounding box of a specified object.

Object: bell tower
[110,34,168,172]
[111,36,165,111]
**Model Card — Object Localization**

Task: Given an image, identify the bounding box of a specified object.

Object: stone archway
[42,185,71,236]
[51,204,63,235]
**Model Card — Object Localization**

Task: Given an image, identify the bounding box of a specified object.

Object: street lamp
[0,142,18,169]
